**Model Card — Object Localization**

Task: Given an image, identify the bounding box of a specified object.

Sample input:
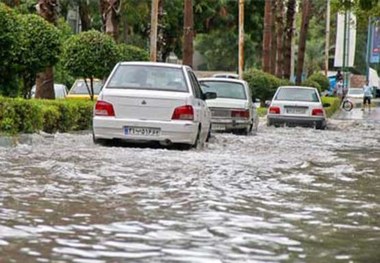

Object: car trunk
[273,101,321,116]
[207,98,248,118]
[101,89,190,121]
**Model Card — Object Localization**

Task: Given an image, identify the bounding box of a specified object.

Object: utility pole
[325,0,330,76]
[183,0,193,67]
[150,0,159,62]
[238,0,244,79]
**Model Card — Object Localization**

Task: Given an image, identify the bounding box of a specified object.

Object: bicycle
[341,97,354,111]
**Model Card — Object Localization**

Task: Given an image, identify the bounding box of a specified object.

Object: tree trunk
[270,0,277,75]
[100,0,120,42]
[35,68,55,99]
[275,0,284,78]
[79,0,91,31]
[283,0,296,80]
[35,0,58,99]
[183,0,193,67]
[262,0,272,73]
[296,0,312,85]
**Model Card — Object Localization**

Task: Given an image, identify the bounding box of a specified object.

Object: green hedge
[321,96,340,118]
[0,97,94,135]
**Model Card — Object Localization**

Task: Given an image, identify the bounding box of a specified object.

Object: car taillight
[172,105,194,120]
[312,108,324,116]
[231,109,250,119]
[268,106,280,114]
[95,100,115,116]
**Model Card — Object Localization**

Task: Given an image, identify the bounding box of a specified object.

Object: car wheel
[92,130,108,145]
[206,124,211,142]
[192,126,201,148]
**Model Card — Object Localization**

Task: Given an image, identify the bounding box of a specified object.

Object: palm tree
[283,0,296,80]
[262,0,271,73]
[183,0,193,67]
[275,0,284,78]
[35,0,58,99]
[296,0,312,85]
[270,0,277,75]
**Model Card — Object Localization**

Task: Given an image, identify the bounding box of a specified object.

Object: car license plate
[212,124,225,131]
[124,127,160,136]
[286,107,306,114]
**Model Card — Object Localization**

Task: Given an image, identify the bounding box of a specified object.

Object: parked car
[198,78,258,135]
[212,73,239,79]
[66,78,103,100]
[346,88,364,100]
[92,62,217,149]
[267,86,327,129]
[31,84,68,99]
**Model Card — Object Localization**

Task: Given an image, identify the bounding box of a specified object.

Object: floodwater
[0,119,379,262]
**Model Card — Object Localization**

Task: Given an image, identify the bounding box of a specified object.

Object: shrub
[301,79,321,93]
[243,68,285,105]
[0,97,94,135]
[61,30,119,100]
[117,44,149,61]
[322,96,340,118]
[307,73,330,92]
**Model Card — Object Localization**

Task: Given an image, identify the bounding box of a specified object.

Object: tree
[61,30,119,100]
[100,0,121,41]
[275,0,285,78]
[35,0,59,99]
[117,44,149,61]
[183,0,194,67]
[262,0,272,73]
[296,0,312,85]
[18,14,61,98]
[0,3,21,97]
[283,0,296,80]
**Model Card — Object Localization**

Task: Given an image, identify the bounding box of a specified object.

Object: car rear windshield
[348,89,363,95]
[70,80,103,94]
[107,65,188,92]
[275,88,320,102]
[201,81,247,100]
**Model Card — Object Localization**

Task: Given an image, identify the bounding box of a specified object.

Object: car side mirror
[203,91,217,100]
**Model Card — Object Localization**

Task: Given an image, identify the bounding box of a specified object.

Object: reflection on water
[0,120,379,262]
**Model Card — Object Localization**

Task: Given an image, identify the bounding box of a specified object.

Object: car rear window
[201,81,247,100]
[70,80,103,94]
[275,88,320,102]
[107,65,188,92]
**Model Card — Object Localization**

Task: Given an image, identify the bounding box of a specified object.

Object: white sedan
[198,78,258,135]
[92,62,216,149]
[267,86,327,129]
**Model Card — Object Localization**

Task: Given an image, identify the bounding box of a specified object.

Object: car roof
[198,77,246,85]
[118,61,186,69]
[278,85,317,91]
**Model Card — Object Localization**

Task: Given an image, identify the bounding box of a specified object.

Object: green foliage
[301,79,322,93]
[0,3,21,96]
[196,30,257,70]
[322,96,341,117]
[307,73,330,92]
[62,30,119,79]
[243,68,284,103]
[117,44,149,61]
[0,97,94,135]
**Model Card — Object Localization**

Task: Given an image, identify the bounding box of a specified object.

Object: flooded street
[0,118,379,262]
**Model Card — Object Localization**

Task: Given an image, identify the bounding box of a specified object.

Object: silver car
[199,78,259,135]
[92,62,216,149]
[267,86,327,129]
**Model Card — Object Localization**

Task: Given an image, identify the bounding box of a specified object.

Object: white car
[346,88,364,100]
[198,78,259,135]
[31,84,68,99]
[212,73,239,79]
[92,62,216,149]
[267,86,327,129]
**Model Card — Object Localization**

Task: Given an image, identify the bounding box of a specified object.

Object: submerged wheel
[342,100,353,111]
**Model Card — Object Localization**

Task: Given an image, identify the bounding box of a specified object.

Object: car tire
[92,130,108,145]
[192,126,201,148]
[206,124,211,142]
